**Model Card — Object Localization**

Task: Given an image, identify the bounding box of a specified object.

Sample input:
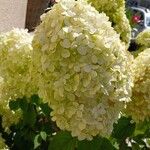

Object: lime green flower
[132,29,150,57]
[0,28,36,99]
[33,0,133,140]
[136,29,150,48]
[87,0,131,47]
[0,29,36,129]
[126,48,150,122]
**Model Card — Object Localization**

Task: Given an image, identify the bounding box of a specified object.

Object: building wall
[25,0,49,31]
[0,0,27,33]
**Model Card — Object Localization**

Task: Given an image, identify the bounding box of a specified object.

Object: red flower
[132,15,141,23]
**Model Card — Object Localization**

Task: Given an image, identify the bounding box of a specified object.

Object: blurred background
[0,0,150,36]
[0,0,55,33]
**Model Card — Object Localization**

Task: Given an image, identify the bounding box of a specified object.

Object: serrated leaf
[40,131,47,141]
[49,131,77,150]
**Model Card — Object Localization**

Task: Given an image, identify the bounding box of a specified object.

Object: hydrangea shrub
[0,0,150,149]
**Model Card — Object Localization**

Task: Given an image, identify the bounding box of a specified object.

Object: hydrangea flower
[0,89,21,130]
[87,0,131,47]
[33,0,133,140]
[0,29,37,128]
[132,29,150,57]
[126,48,150,122]
[136,29,150,47]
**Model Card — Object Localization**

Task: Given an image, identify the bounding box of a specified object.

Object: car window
[146,17,150,26]
[132,10,144,20]
[129,9,144,27]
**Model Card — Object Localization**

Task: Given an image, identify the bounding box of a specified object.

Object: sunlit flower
[126,48,150,122]
[132,29,150,57]
[0,29,36,128]
[136,28,150,47]
[33,0,133,140]
[87,0,131,47]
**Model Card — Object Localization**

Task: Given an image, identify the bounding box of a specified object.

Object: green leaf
[23,104,36,127]
[19,97,28,112]
[144,129,150,138]
[112,116,136,141]
[34,135,41,149]
[9,100,19,110]
[147,139,150,147]
[100,138,117,150]
[77,137,116,150]
[31,95,41,105]
[77,137,101,150]
[40,131,47,141]
[49,131,77,150]
[40,103,52,116]
[136,119,150,133]
[132,135,146,146]
[132,143,141,150]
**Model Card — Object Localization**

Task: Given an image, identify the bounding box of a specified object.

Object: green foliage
[2,96,55,150]
[0,1,149,149]
[111,117,150,149]
[1,96,150,149]
[112,117,136,141]
[49,131,77,150]
[77,137,116,150]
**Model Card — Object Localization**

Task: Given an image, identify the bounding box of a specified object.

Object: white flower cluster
[0,84,21,130]
[0,29,36,128]
[136,28,150,48]
[87,0,131,47]
[126,48,150,122]
[33,0,133,140]
[132,29,150,56]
